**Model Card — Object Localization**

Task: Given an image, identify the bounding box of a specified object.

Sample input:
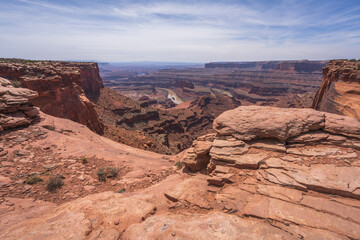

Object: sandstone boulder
[214,106,325,141]
[214,106,360,141]
[181,134,214,171]
[0,77,39,131]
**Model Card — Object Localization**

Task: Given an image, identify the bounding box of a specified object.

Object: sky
[0,0,359,62]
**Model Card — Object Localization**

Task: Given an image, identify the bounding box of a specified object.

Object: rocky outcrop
[0,192,156,240]
[0,59,104,133]
[183,106,360,172]
[176,106,360,239]
[182,134,215,171]
[0,77,39,131]
[312,60,360,120]
[213,106,360,140]
[1,104,360,239]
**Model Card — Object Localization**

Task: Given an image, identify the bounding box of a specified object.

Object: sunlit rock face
[313,60,360,120]
[0,59,104,133]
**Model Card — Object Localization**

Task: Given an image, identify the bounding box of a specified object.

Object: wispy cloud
[0,0,359,61]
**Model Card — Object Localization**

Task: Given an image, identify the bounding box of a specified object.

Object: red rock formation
[183,106,360,171]
[0,77,39,131]
[0,59,104,133]
[1,105,359,239]
[78,63,104,100]
[312,60,360,120]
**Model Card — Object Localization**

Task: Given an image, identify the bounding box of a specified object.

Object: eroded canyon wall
[0,59,104,133]
[312,60,360,120]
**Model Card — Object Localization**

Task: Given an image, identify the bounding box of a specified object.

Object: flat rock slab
[0,192,156,240]
[42,164,56,169]
[0,175,12,187]
[249,139,286,152]
[262,164,360,198]
[244,195,360,239]
[235,153,268,169]
[122,212,295,240]
[164,176,211,209]
[214,165,231,174]
[207,176,224,187]
[286,147,341,157]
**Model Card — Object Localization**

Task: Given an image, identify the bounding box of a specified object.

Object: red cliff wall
[78,63,104,100]
[312,60,360,120]
[0,60,104,133]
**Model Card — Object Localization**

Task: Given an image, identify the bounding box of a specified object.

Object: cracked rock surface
[1,105,360,239]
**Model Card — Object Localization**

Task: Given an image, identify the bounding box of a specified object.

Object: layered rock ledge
[177,106,360,239]
[184,106,360,172]
[0,77,39,131]
[1,105,360,239]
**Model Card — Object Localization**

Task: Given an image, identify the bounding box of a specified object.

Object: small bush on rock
[47,175,64,192]
[175,161,183,169]
[10,80,22,88]
[24,175,43,185]
[81,157,88,164]
[97,167,118,182]
[97,168,106,181]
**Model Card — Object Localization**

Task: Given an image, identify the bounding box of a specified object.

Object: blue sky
[0,0,359,62]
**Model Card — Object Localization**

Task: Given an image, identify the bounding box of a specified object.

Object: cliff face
[0,59,104,133]
[312,60,360,120]
[78,63,104,100]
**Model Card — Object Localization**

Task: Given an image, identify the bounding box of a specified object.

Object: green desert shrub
[81,157,88,164]
[10,80,22,88]
[24,175,43,185]
[174,161,183,169]
[47,175,64,192]
[97,167,118,182]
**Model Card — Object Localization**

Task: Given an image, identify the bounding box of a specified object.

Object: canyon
[95,59,329,153]
[101,60,327,108]
[0,58,359,239]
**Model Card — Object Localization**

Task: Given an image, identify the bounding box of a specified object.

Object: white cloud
[0,0,359,61]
